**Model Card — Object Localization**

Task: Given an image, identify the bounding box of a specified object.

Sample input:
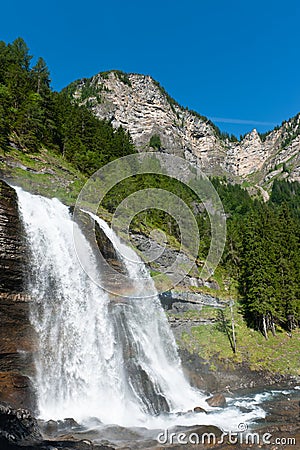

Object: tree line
[216,178,300,337]
[0,37,135,173]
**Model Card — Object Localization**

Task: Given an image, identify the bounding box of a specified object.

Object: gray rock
[71,71,300,184]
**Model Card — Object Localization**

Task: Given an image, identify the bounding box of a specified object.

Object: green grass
[241,180,253,188]
[186,266,237,299]
[0,146,87,205]
[180,302,300,375]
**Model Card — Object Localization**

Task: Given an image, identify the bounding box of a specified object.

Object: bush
[149,134,161,149]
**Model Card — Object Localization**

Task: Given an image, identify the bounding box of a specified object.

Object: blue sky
[2,0,300,137]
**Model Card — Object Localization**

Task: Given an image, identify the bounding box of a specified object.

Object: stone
[193,406,207,414]
[41,419,58,435]
[0,403,42,446]
[0,405,116,448]
[0,372,34,411]
[206,393,227,407]
[0,180,36,410]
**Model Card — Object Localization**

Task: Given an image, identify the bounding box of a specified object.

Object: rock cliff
[69,71,300,185]
[0,180,36,410]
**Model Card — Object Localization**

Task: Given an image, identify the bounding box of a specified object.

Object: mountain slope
[67,72,227,175]
[68,71,300,185]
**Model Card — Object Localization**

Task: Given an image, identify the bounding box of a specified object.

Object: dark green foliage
[53,91,135,173]
[238,203,300,335]
[270,179,300,216]
[31,57,50,95]
[0,84,11,148]
[101,173,199,241]
[211,177,254,217]
[280,113,300,149]
[219,132,239,142]
[74,78,102,104]
[212,178,300,335]
[259,128,273,141]
[149,134,161,149]
[0,38,136,170]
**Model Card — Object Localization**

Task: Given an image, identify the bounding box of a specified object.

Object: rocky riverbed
[1,385,300,449]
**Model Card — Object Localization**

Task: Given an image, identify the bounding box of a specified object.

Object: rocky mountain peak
[69,71,300,187]
[245,128,261,140]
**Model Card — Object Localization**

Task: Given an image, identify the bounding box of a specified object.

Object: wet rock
[206,393,227,407]
[0,180,36,410]
[0,403,42,446]
[193,406,207,414]
[159,290,226,312]
[0,404,116,448]
[203,279,220,290]
[0,372,35,411]
[60,418,81,429]
[73,209,123,271]
[179,348,299,394]
[0,180,26,293]
[40,419,58,435]
[157,424,223,447]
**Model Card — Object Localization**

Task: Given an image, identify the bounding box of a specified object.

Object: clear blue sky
[2,0,300,137]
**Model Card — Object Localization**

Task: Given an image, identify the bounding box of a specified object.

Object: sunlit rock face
[71,71,300,183]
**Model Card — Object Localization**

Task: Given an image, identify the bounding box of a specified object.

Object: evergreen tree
[31,57,51,95]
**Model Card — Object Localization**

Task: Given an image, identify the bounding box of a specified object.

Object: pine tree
[31,57,51,95]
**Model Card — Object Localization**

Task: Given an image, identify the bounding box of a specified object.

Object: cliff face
[70,71,300,185]
[0,180,36,410]
[72,72,227,175]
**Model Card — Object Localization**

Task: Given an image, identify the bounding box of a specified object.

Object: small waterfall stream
[15,187,267,431]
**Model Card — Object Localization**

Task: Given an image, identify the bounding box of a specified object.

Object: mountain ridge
[67,70,300,187]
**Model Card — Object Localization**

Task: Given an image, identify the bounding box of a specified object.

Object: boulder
[0,404,116,449]
[193,406,207,414]
[206,393,227,407]
[0,403,42,446]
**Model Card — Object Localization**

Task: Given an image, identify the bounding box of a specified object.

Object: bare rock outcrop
[0,180,36,410]
[71,71,300,184]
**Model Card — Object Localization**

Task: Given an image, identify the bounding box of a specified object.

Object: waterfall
[87,213,202,413]
[15,187,268,431]
[15,188,204,426]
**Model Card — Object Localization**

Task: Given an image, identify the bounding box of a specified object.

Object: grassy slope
[0,146,87,204]
[178,302,300,376]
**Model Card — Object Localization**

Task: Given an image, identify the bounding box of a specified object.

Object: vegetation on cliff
[0,37,135,174]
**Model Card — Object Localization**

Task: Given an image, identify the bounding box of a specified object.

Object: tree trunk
[230,303,237,353]
[262,315,268,340]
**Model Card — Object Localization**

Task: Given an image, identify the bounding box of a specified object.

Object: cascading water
[86,213,203,414]
[16,187,204,425]
[15,187,266,431]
